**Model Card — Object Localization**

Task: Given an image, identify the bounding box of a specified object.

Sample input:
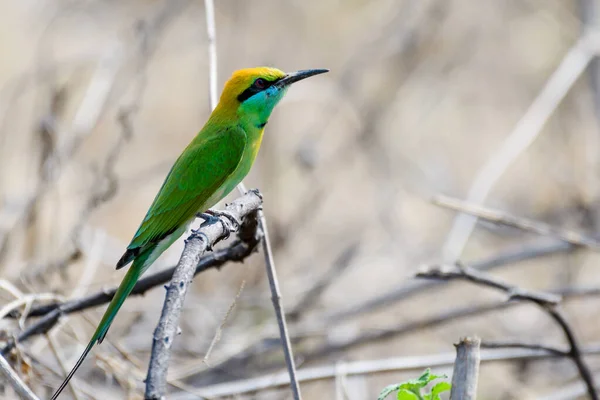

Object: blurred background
[3,0,600,398]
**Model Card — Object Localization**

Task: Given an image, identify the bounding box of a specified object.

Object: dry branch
[450,336,480,400]
[433,194,600,249]
[480,340,567,357]
[257,210,303,400]
[287,243,359,321]
[144,190,263,399]
[328,239,574,322]
[0,354,40,400]
[418,264,598,400]
[416,263,561,305]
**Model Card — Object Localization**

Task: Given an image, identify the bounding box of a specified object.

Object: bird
[51,66,328,399]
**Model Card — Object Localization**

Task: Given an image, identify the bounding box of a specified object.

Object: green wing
[124,126,246,259]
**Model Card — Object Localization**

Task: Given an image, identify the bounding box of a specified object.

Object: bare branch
[328,239,574,322]
[0,354,40,400]
[416,263,562,305]
[418,264,598,400]
[287,243,359,321]
[204,0,218,109]
[257,210,302,399]
[144,190,263,399]
[450,336,480,400]
[433,194,600,249]
[480,340,567,357]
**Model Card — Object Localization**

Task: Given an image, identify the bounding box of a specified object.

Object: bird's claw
[197,212,220,228]
[197,209,241,241]
[190,229,212,250]
[205,209,241,227]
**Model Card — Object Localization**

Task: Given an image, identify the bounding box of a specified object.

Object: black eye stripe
[237,78,280,102]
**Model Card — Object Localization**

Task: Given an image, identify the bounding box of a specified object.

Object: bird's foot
[197,212,220,228]
[189,229,212,250]
[197,209,241,240]
[204,209,242,228]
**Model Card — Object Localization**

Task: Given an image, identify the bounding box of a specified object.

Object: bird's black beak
[276,69,329,88]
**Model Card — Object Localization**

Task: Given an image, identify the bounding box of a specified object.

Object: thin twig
[46,334,81,400]
[442,33,600,262]
[328,239,574,322]
[433,194,600,249]
[417,264,598,400]
[204,0,218,109]
[287,243,359,321]
[201,0,302,397]
[257,210,302,399]
[203,280,246,366]
[450,336,480,400]
[416,263,562,305]
[480,340,567,357]
[580,0,600,232]
[0,353,40,400]
[144,190,263,399]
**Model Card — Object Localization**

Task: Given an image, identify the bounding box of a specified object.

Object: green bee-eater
[51,67,328,399]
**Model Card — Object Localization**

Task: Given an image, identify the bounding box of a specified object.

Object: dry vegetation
[2,0,600,399]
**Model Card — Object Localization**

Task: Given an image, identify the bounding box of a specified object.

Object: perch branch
[144,190,263,399]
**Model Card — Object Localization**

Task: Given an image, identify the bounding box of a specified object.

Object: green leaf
[378,384,402,400]
[431,382,452,396]
[396,369,448,392]
[423,381,452,400]
[379,369,451,400]
[397,389,421,400]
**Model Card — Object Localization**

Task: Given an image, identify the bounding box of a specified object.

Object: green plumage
[51,67,328,400]
[119,126,247,267]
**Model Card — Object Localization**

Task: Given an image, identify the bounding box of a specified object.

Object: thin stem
[0,354,40,400]
[257,210,302,399]
[201,0,303,397]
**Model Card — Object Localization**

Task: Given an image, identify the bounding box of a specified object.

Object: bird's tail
[51,252,150,400]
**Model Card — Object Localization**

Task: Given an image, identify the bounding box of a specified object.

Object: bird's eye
[254,78,267,89]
